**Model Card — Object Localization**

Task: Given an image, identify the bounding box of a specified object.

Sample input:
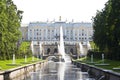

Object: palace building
[20,19,93,43]
[20,18,93,56]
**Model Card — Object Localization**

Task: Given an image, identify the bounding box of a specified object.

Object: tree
[93,0,120,60]
[0,0,23,60]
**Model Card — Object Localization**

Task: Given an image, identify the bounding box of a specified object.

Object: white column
[86,29,88,41]
[46,28,47,41]
[77,29,79,41]
[73,29,75,41]
[65,28,66,41]
[69,29,70,41]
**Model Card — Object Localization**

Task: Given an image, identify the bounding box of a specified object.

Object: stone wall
[73,61,120,80]
[33,44,77,56]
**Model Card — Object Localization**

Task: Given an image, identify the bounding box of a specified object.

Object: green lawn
[76,57,120,73]
[0,57,42,70]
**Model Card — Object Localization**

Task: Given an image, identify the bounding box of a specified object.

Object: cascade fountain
[88,54,97,64]
[58,62,65,80]
[25,55,27,63]
[58,44,60,54]
[102,54,104,64]
[91,54,93,63]
[31,41,35,61]
[39,42,42,59]
[79,42,84,56]
[95,54,110,66]
[87,41,91,50]
[12,54,16,64]
[59,26,65,62]
[31,41,34,54]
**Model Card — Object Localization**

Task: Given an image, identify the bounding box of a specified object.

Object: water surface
[26,61,95,80]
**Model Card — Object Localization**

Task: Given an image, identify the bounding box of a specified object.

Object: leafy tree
[0,0,23,60]
[93,0,120,60]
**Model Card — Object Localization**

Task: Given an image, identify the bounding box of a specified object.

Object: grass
[0,57,42,70]
[76,57,120,73]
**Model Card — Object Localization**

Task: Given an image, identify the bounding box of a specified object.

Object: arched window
[54,48,58,53]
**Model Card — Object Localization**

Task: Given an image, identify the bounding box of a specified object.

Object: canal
[25,56,95,80]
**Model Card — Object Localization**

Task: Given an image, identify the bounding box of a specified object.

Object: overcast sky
[13,0,108,24]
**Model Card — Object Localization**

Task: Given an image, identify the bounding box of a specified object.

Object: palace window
[48,29,50,32]
[37,33,38,35]
[82,29,84,31]
[89,37,92,40]
[52,30,54,32]
[82,33,84,36]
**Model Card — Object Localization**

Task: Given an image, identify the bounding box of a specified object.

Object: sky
[13,0,108,24]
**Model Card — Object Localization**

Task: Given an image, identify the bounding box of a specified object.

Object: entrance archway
[47,48,50,54]
[70,48,73,54]
[54,48,58,54]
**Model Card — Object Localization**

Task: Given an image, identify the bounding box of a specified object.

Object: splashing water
[31,41,34,54]
[59,26,65,61]
[25,55,27,63]
[87,41,91,50]
[91,54,93,63]
[58,44,60,54]
[102,54,104,64]
[79,42,84,55]
[39,43,42,59]
[12,54,15,64]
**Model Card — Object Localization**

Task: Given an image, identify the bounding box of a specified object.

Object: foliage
[90,41,99,51]
[17,41,32,58]
[0,0,23,60]
[87,50,104,59]
[93,0,120,60]
[19,41,30,53]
